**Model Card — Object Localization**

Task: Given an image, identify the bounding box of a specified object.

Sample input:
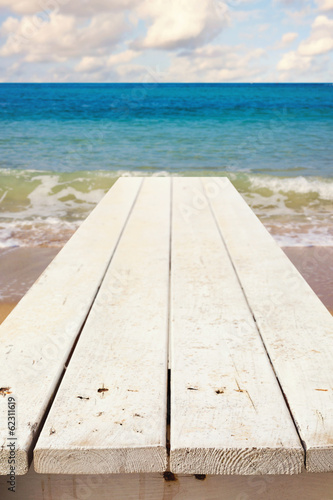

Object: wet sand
[0,303,16,324]
[0,245,332,325]
[0,247,59,324]
[283,246,333,314]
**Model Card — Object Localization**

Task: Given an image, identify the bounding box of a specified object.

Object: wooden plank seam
[197,178,307,467]
[34,178,170,474]
[198,177,333,473]
[169,177,303,475]
[166,179,173,471]
[32,178,144,468]
[72,179,144,328]
[205,177,333,473]
[0,178,144,475]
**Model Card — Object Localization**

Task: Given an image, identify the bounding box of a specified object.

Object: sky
[0,0,332,82]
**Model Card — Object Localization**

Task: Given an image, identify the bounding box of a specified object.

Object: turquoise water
[1,83,333,175]
[0,83,332,247]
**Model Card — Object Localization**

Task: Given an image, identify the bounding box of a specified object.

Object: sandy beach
[0,245,332,325]
[0,247,59,324]
[283,246,333,314]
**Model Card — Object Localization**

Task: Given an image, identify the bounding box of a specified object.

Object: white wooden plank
[0,178,142,475]
[34,178,171,475]
[1,465,333,500]
[170,177,303,475]
[202,177,333,473]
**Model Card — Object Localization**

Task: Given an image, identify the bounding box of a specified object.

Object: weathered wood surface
[1,176,333,482]
[170,177,303,475]
[1,465,333,500]
[0,178,142,475]
[34,178,171,474]
[201,177,333,473]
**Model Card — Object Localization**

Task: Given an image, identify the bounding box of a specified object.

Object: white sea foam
[247,175,333,201]
[267,225,333,247]
[0,219,80,248]
[0,169,332,248]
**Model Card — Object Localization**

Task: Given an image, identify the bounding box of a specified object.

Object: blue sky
[0,0,332,82]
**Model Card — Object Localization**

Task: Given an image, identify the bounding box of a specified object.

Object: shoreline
[0,245,332,325]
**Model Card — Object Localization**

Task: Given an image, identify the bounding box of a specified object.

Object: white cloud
[0,0,139,16]
[299,36,333,56]
[277,50,312,71]
[0,0,230,50]
[277,15,333,79]
[275,0,309,6]
[73,53,163,82]
[258,23,270,32]
[0,0,37,14]
[0,11,129,62]
[278,50,331,81]
[0,0,230,75]
[281,32,298,45]
[284,5,314,24]
[15,42,268,83]
[298,15,333,56]
[164,44,266,82]
[75,50,140,73]
[0,0,331,82]
[74,56,105,74]
[273,31,299,50]
[316,0,333,11]
[108,50,140,67]
[135,0,229,50]
[73,44,267,83]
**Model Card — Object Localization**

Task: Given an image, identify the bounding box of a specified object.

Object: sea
[0,83,332,248]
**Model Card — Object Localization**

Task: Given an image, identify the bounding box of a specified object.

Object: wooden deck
[1,177,333,498]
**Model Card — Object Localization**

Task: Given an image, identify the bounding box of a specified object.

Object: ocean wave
[0,168,332,247]
[243,175,333,201]
[0,219,81,248]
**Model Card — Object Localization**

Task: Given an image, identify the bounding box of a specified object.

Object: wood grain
[169,177,303,475]
[202,177,333,473]
[0,178,142,475]
[34,178,171,474]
